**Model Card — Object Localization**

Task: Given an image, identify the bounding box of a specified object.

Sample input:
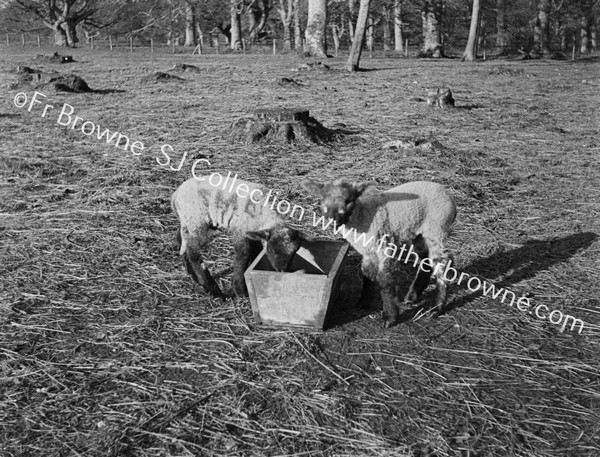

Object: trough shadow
[398,231,598,322]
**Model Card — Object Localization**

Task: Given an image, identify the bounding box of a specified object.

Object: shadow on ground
[326,232,598,327]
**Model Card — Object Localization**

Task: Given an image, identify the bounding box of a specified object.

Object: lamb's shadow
[399,231,598,321]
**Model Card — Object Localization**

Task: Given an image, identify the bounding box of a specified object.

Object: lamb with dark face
[303,179,456,327]
[172,176,307,298]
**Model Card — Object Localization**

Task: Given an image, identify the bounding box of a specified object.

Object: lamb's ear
[245,229,272,241]
[301,179,326,197]
[352,181,378,197]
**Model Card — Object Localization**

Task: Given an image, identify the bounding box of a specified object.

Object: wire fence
[4,31,587,59]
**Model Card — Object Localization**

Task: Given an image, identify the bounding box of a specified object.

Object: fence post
[273,38,276,55]
[130,36,133,52]
[37,34,40,47]
[242,38,246,54]
[151,38,154,53]
[405,39,408,57]
[109,35,113,51]
[216,39,219,54]
[21,33,25,46]
[572,43,575,60]
[91,35,94,50]
[172,39,175,54]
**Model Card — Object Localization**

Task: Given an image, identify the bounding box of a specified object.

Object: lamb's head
[302,179,373,225]
[246,225,304,271]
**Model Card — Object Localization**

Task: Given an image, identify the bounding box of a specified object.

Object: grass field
[1,46,599,457]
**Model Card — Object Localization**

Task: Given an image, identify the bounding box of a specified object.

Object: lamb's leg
[376,262,400,328]
[423,233,453,314]
[231,237,262,297]
[183,248,225,298]
[358,261,379,308]
[405,235,432,303]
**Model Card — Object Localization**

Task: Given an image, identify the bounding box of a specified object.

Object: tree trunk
[421,0,443,57]
[54,26,68,46]
[382,4,392,51]
[283,20,293,49]
[348,0,357,43]
[559,25,566,51]
[294,0,303,49]
[366,15,374,52]
[331,24,341,55]
[279,0,294,50]
[495,0,509,53]
[230,0,242,50]
[305,0,328,56]
[394,0,404,53]
[533,16,541,54]
[249,0,270,42]
[346,0,371,71]
[65,20,78,47]
[185,3,197,46]
[537,0,551,56]
[461,0,480,61]
[581,14,590,53]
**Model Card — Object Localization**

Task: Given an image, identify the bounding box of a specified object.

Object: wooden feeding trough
[244,240,349,330]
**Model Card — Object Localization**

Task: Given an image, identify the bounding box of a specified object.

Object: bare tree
[592,16,597,51]
[421,0,444,57]
[305,0,327,56]
[382,1,392,51]
[348,0,357,42]
[536,0,551,56]
[248,0,270,42]
[330,15,345,55]
[278,0,294,49]
[12,0,97,46]
[461,0,480,61]
[496,0,509,53]
[293,0,303,49]
[184,0,197,46]
[394,0,404,53]
[346,0,371,71]
[230,0,242,49]
[579,0,599,53]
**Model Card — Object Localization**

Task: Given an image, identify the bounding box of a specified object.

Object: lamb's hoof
[404,290,420,303]
[430,305,444,317]
[384,318,397,328]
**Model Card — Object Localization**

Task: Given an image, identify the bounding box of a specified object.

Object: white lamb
[302,179,456,327]
[172,176,307,298]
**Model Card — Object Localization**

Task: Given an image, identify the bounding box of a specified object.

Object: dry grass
[1,46,599,457]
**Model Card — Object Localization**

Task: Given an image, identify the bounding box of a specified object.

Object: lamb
[302,179,456,327]
[172,175,307,298]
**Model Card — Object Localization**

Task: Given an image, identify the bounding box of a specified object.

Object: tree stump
[141,72,185,83]
[49,74,92,92]
[36,52,74,63]
[227,108,338,144]
[171,63,202,72]
[427,88,455,108]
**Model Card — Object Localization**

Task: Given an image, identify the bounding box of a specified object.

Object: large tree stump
[427,87,455,108]
[227,108,338,144]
